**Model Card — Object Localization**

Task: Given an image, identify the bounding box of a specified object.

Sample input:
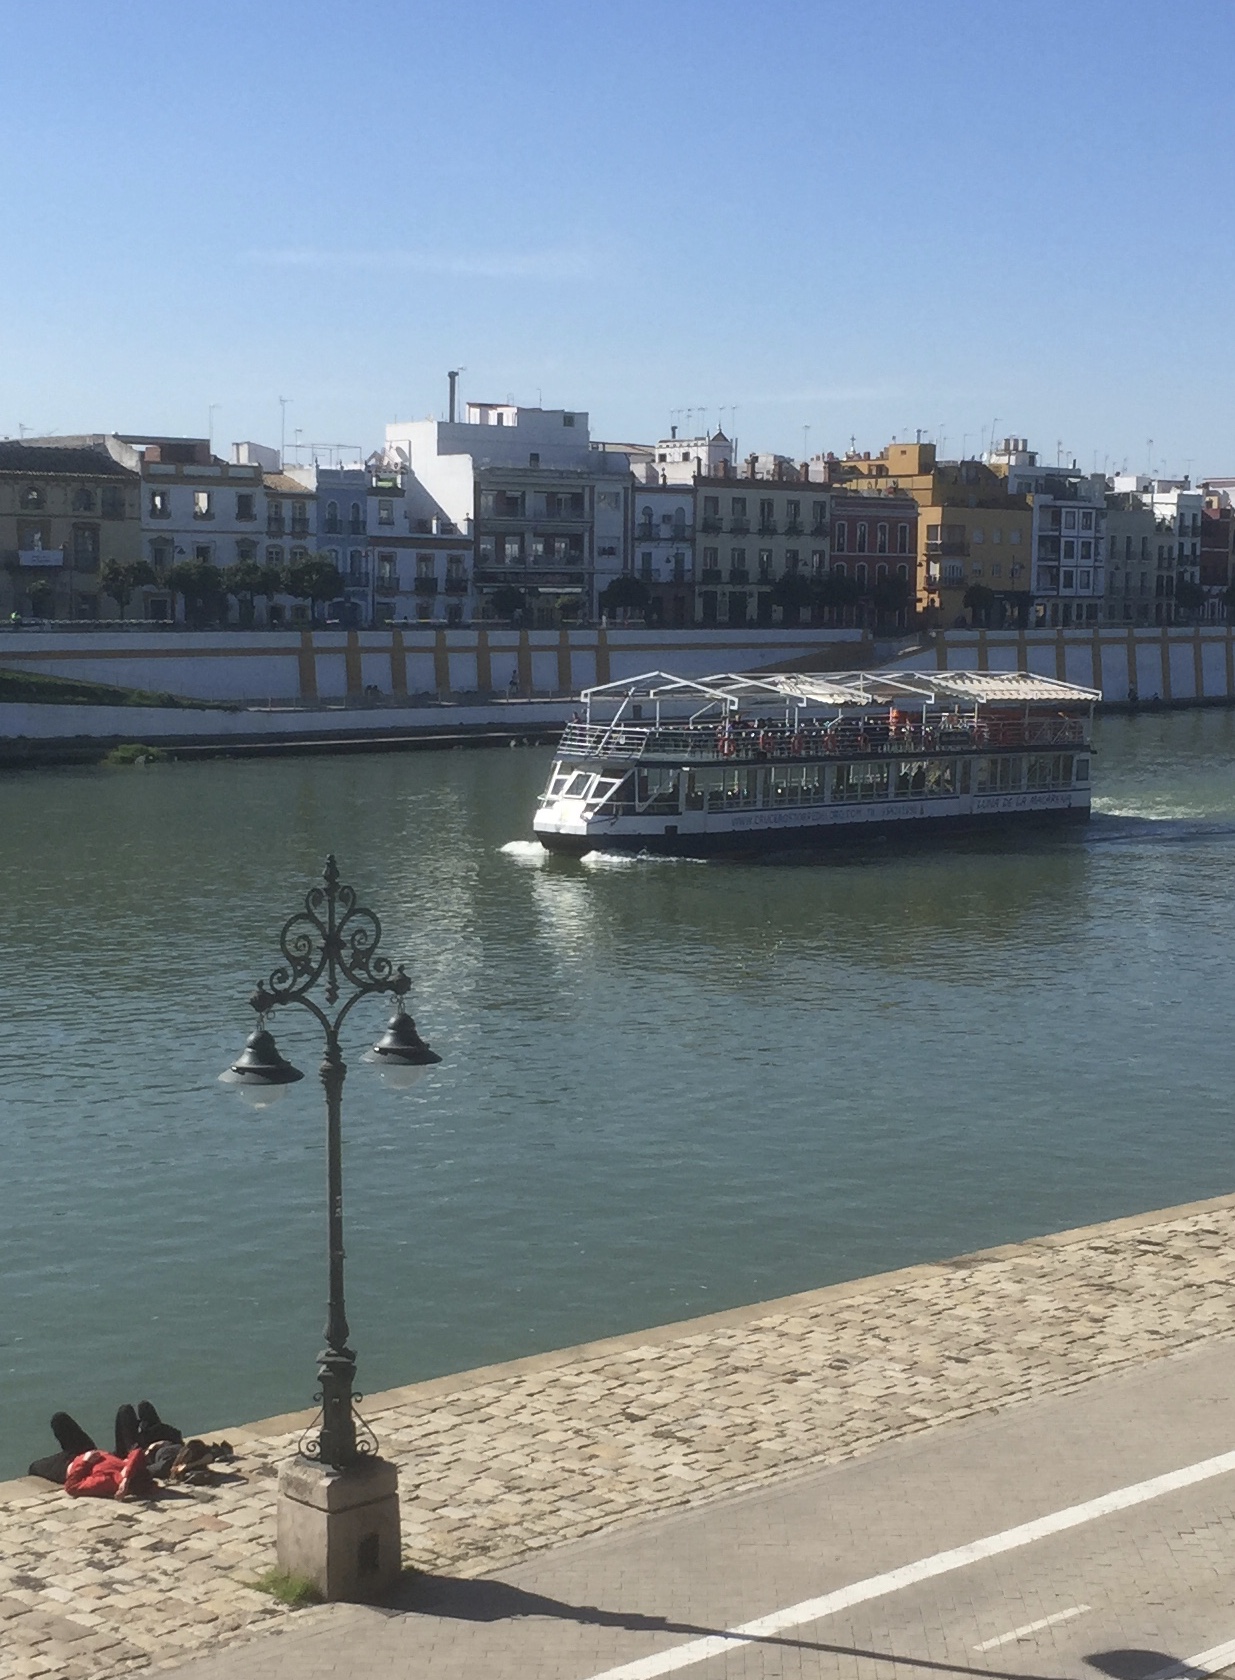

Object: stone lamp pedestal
[277,1457,401,1602]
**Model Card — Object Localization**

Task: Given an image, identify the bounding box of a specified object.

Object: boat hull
[535,803,1090,859]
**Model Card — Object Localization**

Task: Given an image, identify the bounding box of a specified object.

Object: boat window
[894,760,928,798]
[634,767,681,813]
[831,762,889,802]
[1025,754,1072,791]
[561,770,596,799]
[924,760,955,796]
[975,756,1023,794]
[1075,757,1089,783]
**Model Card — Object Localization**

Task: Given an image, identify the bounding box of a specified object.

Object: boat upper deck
[557,668,1099,766]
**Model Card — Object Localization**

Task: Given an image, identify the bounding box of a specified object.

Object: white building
[637,428,735,488]
[987,438,1106,627]
[385,401,632,624]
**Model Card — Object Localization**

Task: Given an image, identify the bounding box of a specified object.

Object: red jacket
[64,1448,157,1500]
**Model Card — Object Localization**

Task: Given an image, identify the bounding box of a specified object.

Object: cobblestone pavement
[2,1193,1235,1679]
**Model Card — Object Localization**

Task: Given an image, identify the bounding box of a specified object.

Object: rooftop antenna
[988,417,1000,456]
[803,424,811,459]
[1146,438,1154,476]
[17,422,27,438]
[1056,439,1064,467]
[279,397,290,468]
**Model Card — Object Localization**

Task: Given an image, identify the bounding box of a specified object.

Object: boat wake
[1086,810,1235,847]
[499,840,547,865]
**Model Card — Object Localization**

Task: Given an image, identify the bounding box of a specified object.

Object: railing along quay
[557,716,1087,763]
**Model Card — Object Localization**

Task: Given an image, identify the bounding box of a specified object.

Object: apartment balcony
[266,519,286,537]
[323,519,341,536]
[635,527,655,544]
[700,516,722,534]
[290,520,310,538]
[413,577,439,596]
[375,580,399,596]
[926,540,968,558]
[444,577,470,595]
[700,568,722,584]
[758,521,778,536]
[728,568,750,585]
[729,518,750,535]
[348,520,366,536]
[784,520,804,536]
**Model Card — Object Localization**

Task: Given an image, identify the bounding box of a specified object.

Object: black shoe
[136,1399,183,1448]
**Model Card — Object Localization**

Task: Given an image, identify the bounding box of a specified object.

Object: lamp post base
[276,1457,401,1602]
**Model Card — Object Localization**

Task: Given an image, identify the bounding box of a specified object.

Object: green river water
[1,711,1233,1478]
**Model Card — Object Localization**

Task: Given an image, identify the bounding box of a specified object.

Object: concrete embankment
[3,1191,1235,1677]
[908,622,1235,704]
[0,698,572,766]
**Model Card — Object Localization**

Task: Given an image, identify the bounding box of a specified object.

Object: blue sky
[1,0,1232,474]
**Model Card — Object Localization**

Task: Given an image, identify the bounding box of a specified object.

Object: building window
[193,491,212,518]
[876,523,888,554]
[897,524,909,554]
[19,485,44,510]
[1080,540,1093,560]
[703,495,719,516]
[236,492,255,520]
[266,545,284,566]
[324,501,340,534]
[100,486,125,519]
[349,501,363,534]
[1063,540,1076,560]
[562,413,575,426]
[1064,510,1077,531]
[378,498,394,526]
[640,551,653,578]
[72,487,95,512]
[1081,511,1094,530]
[856,523,868,553]
[834,522,847,553]
[194,543,213,563]
[72,525,99,566]
[149,490,170,518]
[236,539,257,563]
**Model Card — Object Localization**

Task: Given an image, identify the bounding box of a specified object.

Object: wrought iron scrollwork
[249,854,412,1041]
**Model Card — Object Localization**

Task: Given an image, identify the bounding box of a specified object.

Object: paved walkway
[1,1193,1234,1678]
[155,1331,1235,1679]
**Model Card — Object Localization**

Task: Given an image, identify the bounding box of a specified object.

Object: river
[1,711,1233,1479]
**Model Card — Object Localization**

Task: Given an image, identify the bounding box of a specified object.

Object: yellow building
[0,442,141,620]
[824,442,1033,627]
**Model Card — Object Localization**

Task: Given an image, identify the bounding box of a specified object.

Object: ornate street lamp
[219,855,439,1580]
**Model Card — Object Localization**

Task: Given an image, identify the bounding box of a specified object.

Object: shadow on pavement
[1087,1653,1199,1680]
[387,1570,1063,1679]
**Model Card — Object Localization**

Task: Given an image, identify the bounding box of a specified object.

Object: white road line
[1149,1636,1235,1680]
[973,1604,1091,1651]
[583,1447,1235,1680]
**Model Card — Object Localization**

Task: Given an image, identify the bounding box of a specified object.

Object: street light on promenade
[219,854,439,1598]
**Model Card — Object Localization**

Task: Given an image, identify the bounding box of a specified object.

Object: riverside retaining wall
[0,625,869,706]
[918,623,1235,703]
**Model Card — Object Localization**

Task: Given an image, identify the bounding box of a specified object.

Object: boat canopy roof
[579,668,1100,713]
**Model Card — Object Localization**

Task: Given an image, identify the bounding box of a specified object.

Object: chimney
[447,370,459,424]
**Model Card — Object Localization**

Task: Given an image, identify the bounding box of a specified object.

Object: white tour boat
[532,667,1100,858]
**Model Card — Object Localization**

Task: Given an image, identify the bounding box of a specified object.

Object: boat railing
[557,714,1088,763]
